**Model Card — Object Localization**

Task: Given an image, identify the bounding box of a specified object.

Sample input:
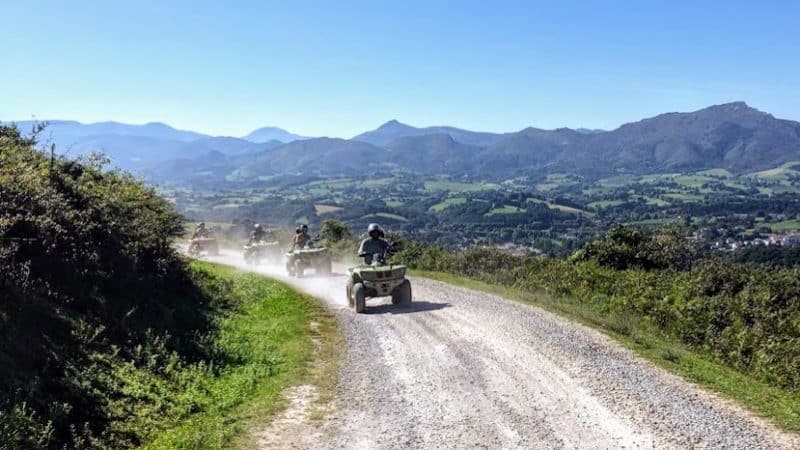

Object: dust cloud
[202,247,352,309]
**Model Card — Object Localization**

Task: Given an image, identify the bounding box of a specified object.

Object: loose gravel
[211,251,799,449]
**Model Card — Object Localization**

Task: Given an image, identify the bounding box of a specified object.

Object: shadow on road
[364,301,450,315]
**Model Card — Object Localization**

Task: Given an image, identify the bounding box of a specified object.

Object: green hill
[0,125,332,449]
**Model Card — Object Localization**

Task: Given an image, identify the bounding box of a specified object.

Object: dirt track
[210,251,798,449]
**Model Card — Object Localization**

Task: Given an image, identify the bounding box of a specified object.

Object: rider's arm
[357,239,369,257]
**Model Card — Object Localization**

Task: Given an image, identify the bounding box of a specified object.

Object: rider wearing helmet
[192,222,209,239]
[290,224,312,250]
[358,223,392,265]
[248,223,268,245]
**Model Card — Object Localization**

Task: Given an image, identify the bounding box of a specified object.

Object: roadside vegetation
[0,125,335,449]
[390,225,800,430]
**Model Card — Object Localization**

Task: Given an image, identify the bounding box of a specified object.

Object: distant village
[694,214,800,250]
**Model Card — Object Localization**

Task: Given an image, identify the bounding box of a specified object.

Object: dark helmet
[367,223,382,234]
[295,227,302,234]
[198,222,205,228]
[301,224,308,232]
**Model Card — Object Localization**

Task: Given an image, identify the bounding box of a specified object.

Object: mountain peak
[241,126,307,143]
[702,101,765,115]
[377,119,412,130]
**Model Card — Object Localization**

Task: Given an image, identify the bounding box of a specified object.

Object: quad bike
[243,240,281,265]
[346,251,411,313]
[285,244,332,277]
[188,236,219,256]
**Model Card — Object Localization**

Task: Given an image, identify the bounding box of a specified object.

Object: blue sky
[2,1,798,137]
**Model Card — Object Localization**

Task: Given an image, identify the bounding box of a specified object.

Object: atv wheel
[353,283,366,313]
[346,280,354,307]
[285,262,295,276]
[392,280,412,307]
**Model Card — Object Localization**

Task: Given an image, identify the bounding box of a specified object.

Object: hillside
[353,119,506,146]
[385,133,482,173]
[239,137,389,175]
[0,125,332,449]
[10,102,800,183]
[3,120,308,172]
[154,102,800,183]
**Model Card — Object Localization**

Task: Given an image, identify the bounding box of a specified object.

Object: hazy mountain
[3,119,292,171]
[242,126,308,143]
[13,102,800,182]
[12,119,207,142]
[239,138,388,175]
[353,119,506,146]
[471,102,800,177]
[385,134,481,173]
[177,136,283,156]
[590,102,800,172]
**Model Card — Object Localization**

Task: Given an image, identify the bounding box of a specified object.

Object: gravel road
[210,251,798,449]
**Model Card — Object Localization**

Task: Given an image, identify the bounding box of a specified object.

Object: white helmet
[367,223,382,233]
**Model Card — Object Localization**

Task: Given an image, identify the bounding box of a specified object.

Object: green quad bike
[346,251,412,313]
[243,240,281,265]
[285,244,332,277]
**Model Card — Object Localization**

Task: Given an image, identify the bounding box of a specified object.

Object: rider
[290,224,312,250]
[248,223,268,245]
[358,223,392,265]
[192,222,209,239]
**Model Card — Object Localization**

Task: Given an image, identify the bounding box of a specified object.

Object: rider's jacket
[250,229,267,243]
[291,232,312,250]
[358,238,391,258]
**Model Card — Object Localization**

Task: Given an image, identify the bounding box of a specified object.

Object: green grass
[588,199,625,209]
[423,179,499,192]
[697,168,733,178]
[361,177,395,188]
[641,196,670,206]
[430,197,467,212]
[485,205,526,215]
[412,270,800,433]
[141,261,341,449]
[314,203,343,214]
[769,220,800,232]
[597,174,638,187]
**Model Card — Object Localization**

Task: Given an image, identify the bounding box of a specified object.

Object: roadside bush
[573,224,698,271]
[0,124,228,449]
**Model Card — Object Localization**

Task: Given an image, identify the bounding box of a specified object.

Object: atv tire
[353,283,366,313]
[346,280,354,307]
[392,280,412,307]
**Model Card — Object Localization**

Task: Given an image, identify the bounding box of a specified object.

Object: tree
[320,219,352,243]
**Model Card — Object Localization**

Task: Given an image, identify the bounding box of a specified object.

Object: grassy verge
[139,261,341,449]
[412,270,800,433]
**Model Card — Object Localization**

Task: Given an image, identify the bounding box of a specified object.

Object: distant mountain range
[7,102,800,183]
[242,126,308,143]
[4,120,305,170]
[352,119,507,146]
